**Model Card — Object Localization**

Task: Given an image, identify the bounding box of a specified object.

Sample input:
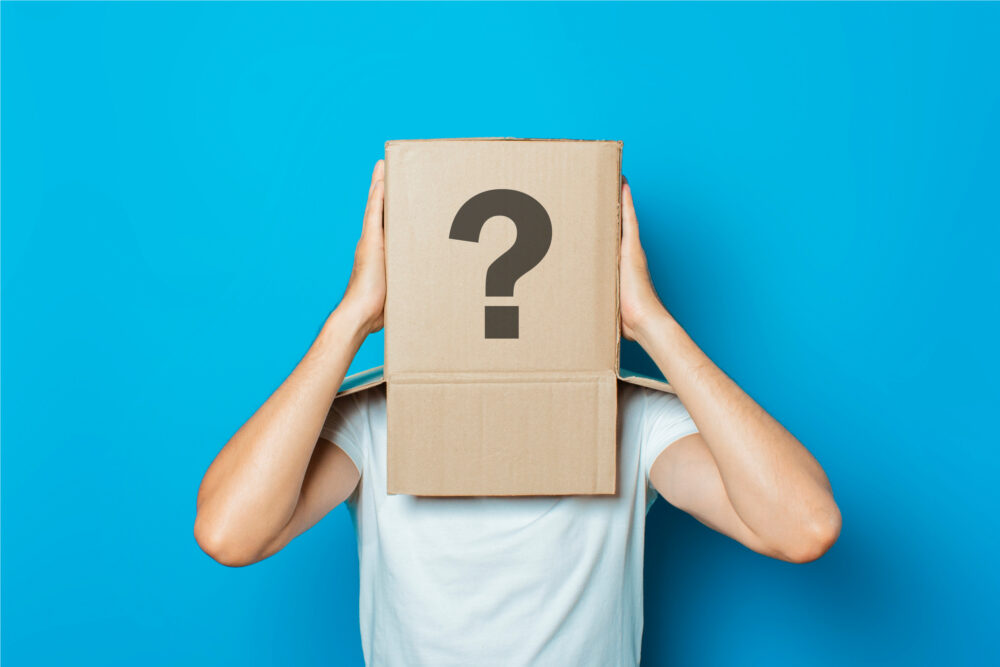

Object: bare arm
[194,160,386,567]
[619,180,841,563]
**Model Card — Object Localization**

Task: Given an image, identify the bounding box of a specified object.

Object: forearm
[195,304,367,560]
[635,306,839,555]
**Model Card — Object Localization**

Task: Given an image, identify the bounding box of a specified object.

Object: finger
[361,158,385,223]
[367,159,385,198]
[363,178,384,235]
[621,180,640,246]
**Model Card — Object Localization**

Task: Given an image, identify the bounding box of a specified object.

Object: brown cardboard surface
[384,139,620,373]
[333,138,674,497]
[387,372,617,495]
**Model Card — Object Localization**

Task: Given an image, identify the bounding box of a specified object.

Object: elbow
[781,504,842,564]
[193,514,260,568]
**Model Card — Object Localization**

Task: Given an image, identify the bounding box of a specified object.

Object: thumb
[621,178,641,250]
[362,160,385,238]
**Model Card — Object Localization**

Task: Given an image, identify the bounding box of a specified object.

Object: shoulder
[618,382,697,449]
[323,384,385,440]
[618,382,686,419]
[332,383,386,415]
[322,385,385,473]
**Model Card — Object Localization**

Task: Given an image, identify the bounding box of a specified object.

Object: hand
[619,178,667,341]
[341,160,386,334]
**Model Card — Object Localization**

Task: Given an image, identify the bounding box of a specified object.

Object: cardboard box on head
[338,139,675,496]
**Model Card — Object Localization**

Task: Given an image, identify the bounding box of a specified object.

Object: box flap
[617,367,676,394]
[336,365,385,396]
[339,367,676,397]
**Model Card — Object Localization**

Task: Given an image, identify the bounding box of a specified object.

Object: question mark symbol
[449,189,553,339]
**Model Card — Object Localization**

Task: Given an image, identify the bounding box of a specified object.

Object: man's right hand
[341,159,386,334]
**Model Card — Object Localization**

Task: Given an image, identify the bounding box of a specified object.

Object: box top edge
[385,138,623,149]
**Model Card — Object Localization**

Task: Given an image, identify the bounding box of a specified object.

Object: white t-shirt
[321,383,698,667]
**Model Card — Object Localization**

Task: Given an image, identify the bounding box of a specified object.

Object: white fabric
[321,382,698,667]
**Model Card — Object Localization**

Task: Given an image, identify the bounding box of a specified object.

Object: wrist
[632,307,705,387]
[335,295,380,334]
[631,302,673,346]
[313,304,370,358]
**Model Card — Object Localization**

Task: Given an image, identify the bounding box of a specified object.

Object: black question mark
[449,189,553,339]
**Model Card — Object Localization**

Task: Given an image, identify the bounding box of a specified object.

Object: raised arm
[194,160,386,567]
[619,179,841,563]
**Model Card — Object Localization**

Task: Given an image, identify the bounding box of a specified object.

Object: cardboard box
[338,139,675,496]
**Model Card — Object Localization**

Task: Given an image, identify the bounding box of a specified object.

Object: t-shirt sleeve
[640,388,700,506]
[319,391,369,475]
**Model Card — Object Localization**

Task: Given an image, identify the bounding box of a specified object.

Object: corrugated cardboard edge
[385,137,623,147]
[335,366,674,397]
[616,368,676,394]
[337,366,386,396]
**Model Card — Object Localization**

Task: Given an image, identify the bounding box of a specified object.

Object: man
[195,160,841,666]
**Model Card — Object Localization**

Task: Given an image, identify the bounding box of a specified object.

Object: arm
[194,160,386,567]
[620,179,842,563]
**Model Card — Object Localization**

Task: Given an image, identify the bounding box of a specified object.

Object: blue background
[3,2,998,665]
